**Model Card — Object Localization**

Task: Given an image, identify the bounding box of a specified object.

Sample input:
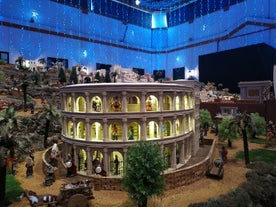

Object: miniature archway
[110,151,123,176]
[163,120,172,137]
[175,119,181,135]
[127,95,140,112]
[76,96,86,112]
[90,122,103,141]
[128,122,140,140]
[108,96,122,112]
[91,96,102,112]
[91,150,104,175]
[109,122,122,141]
[163,95,172,110]
[175,95,181,110]
[66,96,73,111]
[184,94,189,109]
[146,121,158,139]
[76,121,86,139]
[78,148,87,171]
[67,120,74,138]
[146,95,158,111]
[163,146,171,169]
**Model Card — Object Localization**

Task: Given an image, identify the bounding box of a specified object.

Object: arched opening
[76,96,86,112]
[163,120,172,137]
[90,122,103,141]
[76,121,86,139]
[91,96,102,112]
[175,95,181,110]
[146,121,158,139]
[127,95,140,112]
[146,95,158,111]
[78,148,87,171]
[67,121,73,138]
[92,150,106,176]
[163,147,171,169]
[110,151,123,176]
[67,96,73,111]
[163,95,172,110]
[109,96,122,112]
[109,122,122,141]
[128,122,140,140]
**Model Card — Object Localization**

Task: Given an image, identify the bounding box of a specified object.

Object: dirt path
[9,133,270,207]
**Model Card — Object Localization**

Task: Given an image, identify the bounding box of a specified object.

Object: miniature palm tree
[0,108,20,205]
[37,104,60,148]
[15,56,25,71]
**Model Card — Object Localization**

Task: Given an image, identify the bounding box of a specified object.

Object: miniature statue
[25,157,34,178]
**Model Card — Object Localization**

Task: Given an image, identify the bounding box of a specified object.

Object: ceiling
[111,0,198,12]
[55,0,246,28]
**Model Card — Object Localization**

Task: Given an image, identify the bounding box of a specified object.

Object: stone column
[102,92,107,113]
[141,117,147,140]
[171,142,177,168]
[85,92,90,113]
[85,118,90,141]
[73,145,78,171]
[103,118,108,142]
[158,91,163,111]
[72,117,76,139]
[122,118,128,141]
[173,116,177,136]
[141,92,146,112]
[158,117,163,139]
[180,140,185,164]
[172,91,176,111]
[72,93,76,112]
[103,148,109,176]
[86,148,92,176]
[122,91,127,113]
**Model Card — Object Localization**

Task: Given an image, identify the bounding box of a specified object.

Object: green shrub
[5,173,24,205]
[236,149,276,164]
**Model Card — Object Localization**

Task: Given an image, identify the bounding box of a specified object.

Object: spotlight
[135,0,140,6]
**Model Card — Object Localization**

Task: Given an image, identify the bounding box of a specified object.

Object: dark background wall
[199,43,276,93]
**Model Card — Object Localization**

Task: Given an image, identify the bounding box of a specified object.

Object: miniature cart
[58,180,94,206]
[24,190,58,207]
[24,179,94,207]
[206,158,224,179]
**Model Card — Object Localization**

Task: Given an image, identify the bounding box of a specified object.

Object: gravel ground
[9,133,270,207]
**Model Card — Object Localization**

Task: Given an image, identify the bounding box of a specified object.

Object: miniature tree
[58,67,67,85]
[218,112,255,165]
[199,109,213,136]
[218,116,239,147]
[0,108,20,205]
[69,67,78,84]
[122,141,166,207]
[37,104,60,148]
[15,56,25,71]
[250,113,266,138]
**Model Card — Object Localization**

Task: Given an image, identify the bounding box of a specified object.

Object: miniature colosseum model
[60,81,200,178]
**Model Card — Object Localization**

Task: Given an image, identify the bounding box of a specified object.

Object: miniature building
[60,81,200,177]
[238,80,272,102]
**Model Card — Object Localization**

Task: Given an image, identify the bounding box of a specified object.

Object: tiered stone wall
[42,139,215,191]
